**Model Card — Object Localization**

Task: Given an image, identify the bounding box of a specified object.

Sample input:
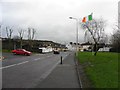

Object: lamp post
[69,17,79,56]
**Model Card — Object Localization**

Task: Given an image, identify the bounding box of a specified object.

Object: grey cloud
[1,0,118,44]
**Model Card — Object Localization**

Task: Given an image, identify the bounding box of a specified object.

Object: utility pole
[69,17,79,56]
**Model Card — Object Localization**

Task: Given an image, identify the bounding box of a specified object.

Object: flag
[82,17,86,23]
[88,14,92,21]
[82,13,93,22]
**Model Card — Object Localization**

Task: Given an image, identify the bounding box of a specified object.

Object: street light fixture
[69,17,73,19]
[69,17,79,56]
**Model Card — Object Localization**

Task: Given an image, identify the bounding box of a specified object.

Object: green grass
[77,52,118,88]
[2,49,12,53]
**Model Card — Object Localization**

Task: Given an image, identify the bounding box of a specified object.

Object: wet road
[2,51,70,88]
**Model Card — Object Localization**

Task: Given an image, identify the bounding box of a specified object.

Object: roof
[81,42,92,45]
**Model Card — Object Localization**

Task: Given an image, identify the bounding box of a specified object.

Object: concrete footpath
[35,52,80,88]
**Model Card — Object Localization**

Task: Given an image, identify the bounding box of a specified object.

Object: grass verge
[77,52,118,88]
[2,49,12,53]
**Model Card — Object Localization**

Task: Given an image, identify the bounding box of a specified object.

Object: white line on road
[0,61,29,69]
[2,55,54,69]
[37,57,61,83]
[15,61,29,65]
[1,53,69,69]
[34,55,53,61]
[37,53,70,83]
[45,55,53,57]
[34,58,41,61]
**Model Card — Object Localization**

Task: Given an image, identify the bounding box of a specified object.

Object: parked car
[53,50,60,54]
[12,49,32,56]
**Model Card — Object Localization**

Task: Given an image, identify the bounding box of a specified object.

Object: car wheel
[24,53,27,56]
[13,53,16,55]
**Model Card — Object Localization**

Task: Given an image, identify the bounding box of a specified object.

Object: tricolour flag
[82,13,93,23]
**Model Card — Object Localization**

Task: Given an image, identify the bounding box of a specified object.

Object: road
[2,51,70,88]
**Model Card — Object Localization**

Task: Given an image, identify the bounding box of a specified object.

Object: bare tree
[111,26,120,52]
[110,12,120,52]
[28,28,36,40]
[6,27,13,50]
[27,28,36,51]
[6,27,13,39]
[13,35,20,49]
[32,28,36,40]
[13,35,20,40]
[81,18,106,56]
[18,29,24,49]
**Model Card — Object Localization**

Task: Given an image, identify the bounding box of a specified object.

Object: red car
[12,49,32,56]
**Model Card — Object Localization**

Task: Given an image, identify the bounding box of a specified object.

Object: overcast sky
[0,0,119,44]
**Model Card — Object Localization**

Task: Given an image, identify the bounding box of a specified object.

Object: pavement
[35,52,81,88]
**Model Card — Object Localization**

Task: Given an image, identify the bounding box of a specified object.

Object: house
[80,42,112,52]
[66,43,81,51]
[80,42,92,51]
[98,47,111,52]
[39,46,53,53]
[2,38,66,53]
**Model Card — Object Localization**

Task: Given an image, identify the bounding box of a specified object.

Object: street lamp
[69,17,79,56]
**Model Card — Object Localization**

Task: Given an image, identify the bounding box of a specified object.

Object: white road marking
[34,58,41,61]
[34,55,53,61]
[1,64,17,69]
[36,56,61,83]
[2,55,54,69]
[0,61,29,69]
[16,61,29,65]
[38,53,70,82]
[1,53,69,69]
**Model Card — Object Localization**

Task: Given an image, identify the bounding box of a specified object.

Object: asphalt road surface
[2,51,70,88]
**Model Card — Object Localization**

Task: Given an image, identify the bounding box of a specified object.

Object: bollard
[60,56,62,64]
